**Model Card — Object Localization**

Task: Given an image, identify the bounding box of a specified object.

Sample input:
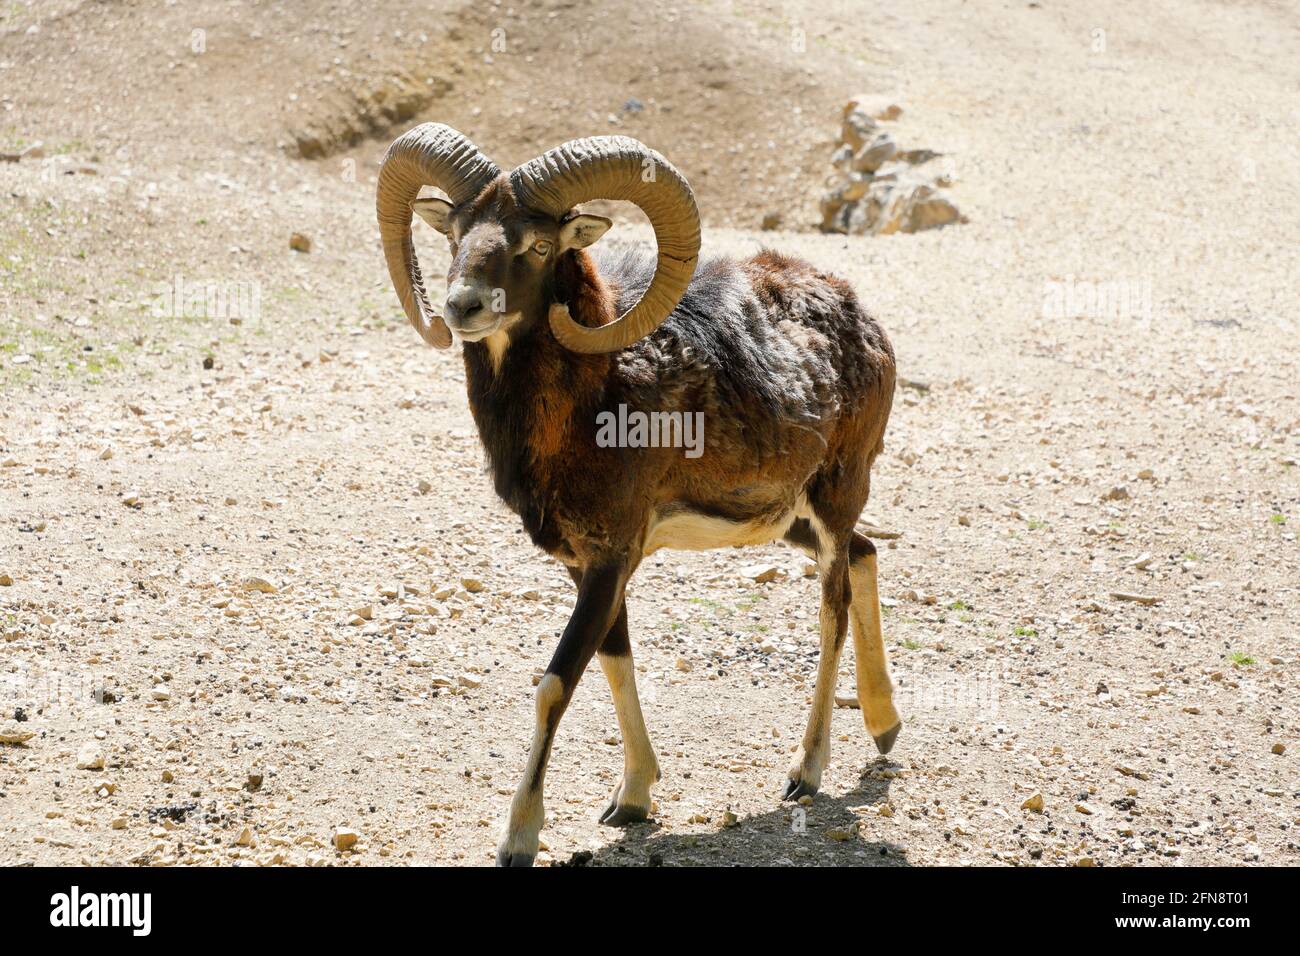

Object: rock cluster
[819,95,965,235]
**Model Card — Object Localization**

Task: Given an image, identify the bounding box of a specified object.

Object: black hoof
[782,777,819,801]
[873,721,902,755]
[495,850,536,867]
[599,802,650,827]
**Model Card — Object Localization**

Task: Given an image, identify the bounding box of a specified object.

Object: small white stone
[76,745,105,770]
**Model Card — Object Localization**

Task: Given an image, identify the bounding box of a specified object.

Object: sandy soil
[0,0,1296,866]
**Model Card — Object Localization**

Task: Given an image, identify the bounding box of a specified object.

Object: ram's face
[413,189,610,343]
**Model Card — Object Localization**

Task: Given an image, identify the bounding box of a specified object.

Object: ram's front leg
[496,559,630,867]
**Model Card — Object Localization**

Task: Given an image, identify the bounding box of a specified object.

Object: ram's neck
[460,249,617,546]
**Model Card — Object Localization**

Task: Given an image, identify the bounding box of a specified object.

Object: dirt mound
[2,0,883,228]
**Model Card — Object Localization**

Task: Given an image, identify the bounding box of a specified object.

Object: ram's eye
[531,239,552,256]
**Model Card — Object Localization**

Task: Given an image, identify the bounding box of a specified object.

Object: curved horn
[510,136,700,354]
[376,123,500,348]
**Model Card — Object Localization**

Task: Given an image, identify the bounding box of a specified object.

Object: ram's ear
[559,213,612,251]
[412,197,455,235]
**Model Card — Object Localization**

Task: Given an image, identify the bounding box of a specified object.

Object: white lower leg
[598,651,658,817]
[497,674,563,863]
[849,554,900,739]
[789,597,847,794]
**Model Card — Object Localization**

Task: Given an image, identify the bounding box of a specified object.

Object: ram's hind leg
[596,601,660,826]
[849,531,901,754]
[783,531,851,800]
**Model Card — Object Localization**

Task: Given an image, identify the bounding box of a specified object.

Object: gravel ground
[0,0,1296,866]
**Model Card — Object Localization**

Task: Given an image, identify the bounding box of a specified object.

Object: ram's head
[376,124,700,354]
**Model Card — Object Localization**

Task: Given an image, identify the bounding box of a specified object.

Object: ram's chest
[469,390,625,562]
[525,388,579,486]
[521,452,654,564]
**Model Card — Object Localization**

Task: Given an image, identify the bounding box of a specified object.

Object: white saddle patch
[642,496,812,556]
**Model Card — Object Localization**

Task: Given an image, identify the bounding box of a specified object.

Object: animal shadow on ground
[570,761,910,867]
